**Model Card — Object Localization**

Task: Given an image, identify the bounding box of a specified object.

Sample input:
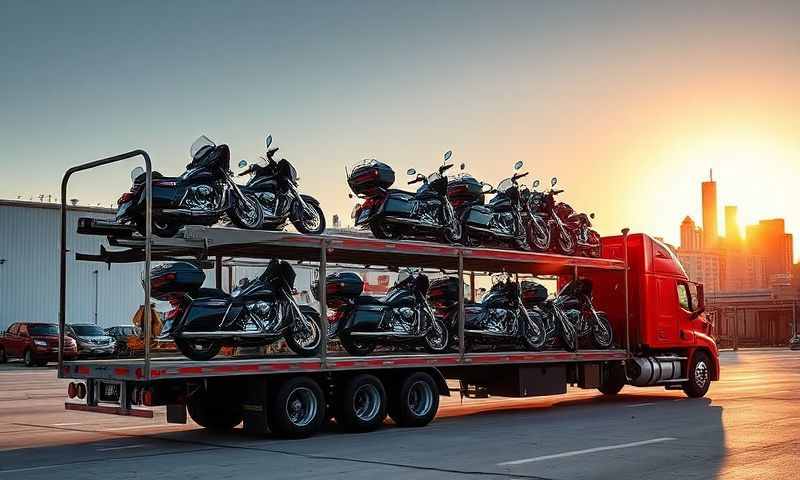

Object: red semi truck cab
[580,233,719,396]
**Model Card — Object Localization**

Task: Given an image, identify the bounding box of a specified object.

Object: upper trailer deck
[77,224,626,274]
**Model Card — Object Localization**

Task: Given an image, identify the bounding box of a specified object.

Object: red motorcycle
[531,177,600,257]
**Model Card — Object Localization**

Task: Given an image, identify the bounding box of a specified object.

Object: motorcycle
[556,278,613,348]
[116,136,263,237]
[150,259,323,360]
[347,151,462,244]
[316,270,449,356]
[236,134,326,234]
[530,177,601,257]
[427,275,546,351]
[458,161,548,251]
[519,280,578,351]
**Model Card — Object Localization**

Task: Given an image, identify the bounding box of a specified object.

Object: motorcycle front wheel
[175,339,222,361]
[441,220,463,245]
[527,217,551,252]
[591,312,613,349]
[229,193,264,230]
[290,199,326,235]
[557,229,577,256]
[558,313,578,352]
[285,310,323,356]
[423,317,449,353]
[522,310,547,351]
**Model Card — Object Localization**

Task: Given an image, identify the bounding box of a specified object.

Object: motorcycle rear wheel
[370,221,403,240]
[229,193,264,230]
[340,332,377,356]
[175,339,222,361]
[135,217,181,238]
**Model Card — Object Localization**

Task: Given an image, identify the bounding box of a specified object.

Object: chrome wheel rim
[286,387,318,427]
[407,381,434,417]
[237,197,261,228]
[301,205,321,231]
[526,317,543,342]
[694,361,709,388]
[294,316,321,350]
[594,320,611,346]
[426,319,448,351]
[353,384,381,422]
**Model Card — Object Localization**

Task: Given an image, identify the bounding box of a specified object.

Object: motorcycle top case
[348,160,395,196]
[323,271,364,299]
[521,280,549,306]
[448,175,484,205]
[428,277,460,307]
[150,262,205,300]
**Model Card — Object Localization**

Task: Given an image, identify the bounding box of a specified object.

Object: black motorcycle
[316,270,449,356]
[116,136,263,237]
[236,135,326,234]
[427,275,547,351]
[150,259,323,360]
[520,280,578,351]
[458,161,548,251]
[556,279,613,348]
[347,151,462,244]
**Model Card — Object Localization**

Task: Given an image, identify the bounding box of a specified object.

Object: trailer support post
[458,250,465,361]
[469,271,476,301]
[622,228,630,356]
[215,256,223,289]
[319,239,328,368]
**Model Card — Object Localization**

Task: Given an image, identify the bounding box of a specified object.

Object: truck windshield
[72,325,105,336]
[29,324,59,336]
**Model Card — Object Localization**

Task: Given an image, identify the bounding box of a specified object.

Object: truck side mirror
[691,284,705,319]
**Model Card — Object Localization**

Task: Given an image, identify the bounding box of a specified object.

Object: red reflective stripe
[177,367,204,375]
[77,366,91,375]
[114,368,129,376]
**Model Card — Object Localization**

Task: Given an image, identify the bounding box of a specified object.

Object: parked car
[65,324,116,358]
[104,326,141,357]
[0,322,78,366]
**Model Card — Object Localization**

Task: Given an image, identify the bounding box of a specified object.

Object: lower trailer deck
[62,349,628,382]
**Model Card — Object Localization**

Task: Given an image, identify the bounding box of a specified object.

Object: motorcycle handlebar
[237,165,254,176]
[553,189,564,195]
[266,147,279,159]
[513,172,529,180]
[408,178,422,185]
[439,163,453,173]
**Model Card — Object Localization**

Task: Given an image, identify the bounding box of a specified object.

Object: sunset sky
[1,1,798,260]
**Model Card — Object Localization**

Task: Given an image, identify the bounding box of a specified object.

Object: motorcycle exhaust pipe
[179,330,285,339]
[348,331,422,338]
[463,329,515,337]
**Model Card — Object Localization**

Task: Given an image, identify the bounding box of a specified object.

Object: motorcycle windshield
[190,136,216,160]
[497,178,514,194]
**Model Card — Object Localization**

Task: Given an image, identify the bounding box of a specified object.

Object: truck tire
[268,376,325,438]
[187,384,243,431]
[682,351,712,398]
[598,363,626,395]
[335,374,387,432]
[388,372,439,428]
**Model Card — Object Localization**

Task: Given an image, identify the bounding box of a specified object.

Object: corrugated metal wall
[0,202,146,331]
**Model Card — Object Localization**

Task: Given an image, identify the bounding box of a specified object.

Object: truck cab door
[675,281,697,345]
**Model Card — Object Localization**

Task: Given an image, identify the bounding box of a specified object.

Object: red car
[0,322,78,367]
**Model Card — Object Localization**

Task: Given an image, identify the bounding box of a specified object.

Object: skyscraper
[724,205,741,249]
[746,219,793,284]
[702,169,718,249]
[680,216,703,251]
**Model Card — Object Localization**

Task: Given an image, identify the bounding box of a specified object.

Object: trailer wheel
[598,363,626,395]
[268,376,325,438]
[388,372,439,428]
[335,374,387,432]
[187,386,243,431]
[683,351,712,398]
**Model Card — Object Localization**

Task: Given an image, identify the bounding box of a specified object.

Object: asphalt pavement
[0,349,797,479]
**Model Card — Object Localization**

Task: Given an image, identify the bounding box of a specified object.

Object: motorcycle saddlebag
[382,192,415,218]
[348,161,395,196]
[447,175,484,207]
[428,277,460,307]
[150,262,205,300]
[465,205,492,228]
[521,280,548,306]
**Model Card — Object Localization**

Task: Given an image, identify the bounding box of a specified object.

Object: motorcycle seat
[355,295,383,305]
[387,189,415,197]
[133,171,165,184]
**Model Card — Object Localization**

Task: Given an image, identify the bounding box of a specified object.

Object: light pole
[93,270,99,325]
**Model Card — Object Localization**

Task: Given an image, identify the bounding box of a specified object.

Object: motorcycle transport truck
[58,156,719,439]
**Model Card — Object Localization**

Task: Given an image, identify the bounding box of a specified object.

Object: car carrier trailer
[57,151,719,438]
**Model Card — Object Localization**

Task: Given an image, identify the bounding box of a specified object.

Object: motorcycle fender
[179,298,231,332]
[339,305,385,333]
[382,193,415,218]
[465,206,492,228]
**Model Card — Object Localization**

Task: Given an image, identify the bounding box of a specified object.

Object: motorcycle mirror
[348,193,354,199]
[130,166,144,182]
[514,161,524,170]
[238,159,248,168]
[265,135,272,148]
[407,168,416,176]
[551,177,558,186]
[443,150,453,162]
[533,179,540,188]
[590,212,596,219]
[460,163,465,170]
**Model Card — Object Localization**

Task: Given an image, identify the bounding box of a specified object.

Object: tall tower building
[702,169,718,249]
[724,205,741,250]
[680,216,703,251]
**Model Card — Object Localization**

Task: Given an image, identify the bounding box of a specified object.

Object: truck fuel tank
[628,356,684,386]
